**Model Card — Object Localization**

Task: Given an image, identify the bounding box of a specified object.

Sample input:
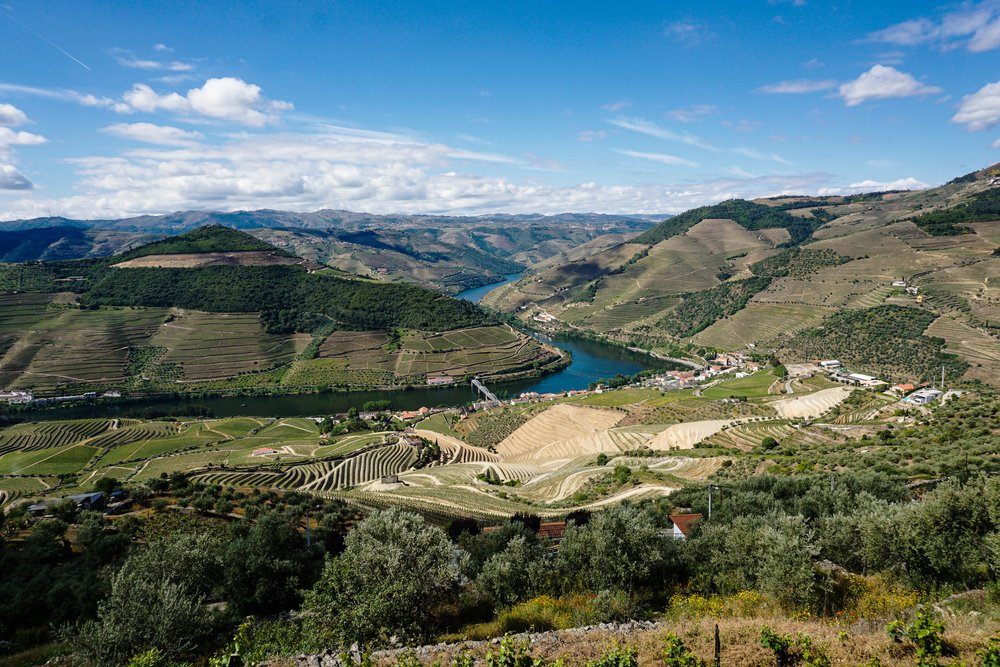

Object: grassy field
[701,370,780,399]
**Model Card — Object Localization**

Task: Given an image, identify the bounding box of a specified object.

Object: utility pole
[708,484,713,521]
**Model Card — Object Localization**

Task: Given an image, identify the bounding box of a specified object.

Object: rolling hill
[0,210,657,294]
[484,163,1000,386]
[0,226,564,397]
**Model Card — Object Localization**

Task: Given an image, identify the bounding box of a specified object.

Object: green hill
[0,227,562,397]
[485,164,1000,386]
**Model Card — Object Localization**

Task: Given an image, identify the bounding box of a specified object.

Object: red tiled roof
[670,513,702,537]
[537,521,566,541]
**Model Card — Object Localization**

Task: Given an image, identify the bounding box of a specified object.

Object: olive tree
[303,508,466,647]
[71,534,219,666]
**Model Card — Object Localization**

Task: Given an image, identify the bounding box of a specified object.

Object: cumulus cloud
[102,122,205,146]
[0,128,46,146]
[757,79,837,94]
[121,77,292,126]
[952,81,1000,131]
[869,2,1000,52]
[0,164,32,190]
[838,65,941,107]
[0,103,28,126]
[0,122,842,219]
[617,149,697,167]
[818,177,929,196]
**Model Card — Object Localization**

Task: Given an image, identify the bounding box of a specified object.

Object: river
[15,275,665,419]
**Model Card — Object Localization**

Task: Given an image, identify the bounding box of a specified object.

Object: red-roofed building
[670,513,702,540]
[537,521,567,542]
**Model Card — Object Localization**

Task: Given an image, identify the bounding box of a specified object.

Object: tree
[303,508,466,646]
[222,509,321,615]
[72,535,219,666]
[94,477,119,494]
[476,535,544,609]
[556,505,673,598]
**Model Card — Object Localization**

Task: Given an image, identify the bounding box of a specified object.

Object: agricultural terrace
[284,325,561,388]
[6,375,983,520]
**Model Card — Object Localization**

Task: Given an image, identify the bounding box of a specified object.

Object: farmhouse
[670,513,702,540]
[892,280,907,287]
[907,388,943,405]
[888,383,916,397]
[251,448,278,457]
[819,360,841,369]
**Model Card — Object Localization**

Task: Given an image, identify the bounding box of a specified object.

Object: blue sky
[1,0,1000,219]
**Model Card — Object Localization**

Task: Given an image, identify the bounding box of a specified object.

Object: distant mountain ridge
[0,209,663,294]
[2,209,669,234]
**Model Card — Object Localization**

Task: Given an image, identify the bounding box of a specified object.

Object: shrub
[587,643,638,667]
[661,633,706,667]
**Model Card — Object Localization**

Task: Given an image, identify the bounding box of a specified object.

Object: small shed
[670,513,703,540]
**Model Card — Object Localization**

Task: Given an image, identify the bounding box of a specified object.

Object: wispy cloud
[665,104,718,123]
[617,149,697,167]
[578,129,607,142]
[607,116,717,151]
[0,83,132,113]
[102,122,204,146]
[600,100,630,112]
[664,19,712,46]
[757,79,837,94]
[868,1,1000,52]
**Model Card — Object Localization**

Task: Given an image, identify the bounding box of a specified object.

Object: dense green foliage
[0,226,94,263]
[750,248,849,279]
[909,188,1000,235]
[662,277,772,337]
[635,200,820,247]
[785,305,968,382]
[115,225,286,260]
[76,265,496,331]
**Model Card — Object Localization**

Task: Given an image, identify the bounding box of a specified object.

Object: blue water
[20,277,663,419]
[455,273,523,304]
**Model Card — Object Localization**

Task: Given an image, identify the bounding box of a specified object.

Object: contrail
[3,10,91,70]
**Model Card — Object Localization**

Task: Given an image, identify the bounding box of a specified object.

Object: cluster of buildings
[0,389,122,406]
[641,353,760,392]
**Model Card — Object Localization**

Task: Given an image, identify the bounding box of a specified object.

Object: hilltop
[0,227,563,398]
[485,163,1000,387]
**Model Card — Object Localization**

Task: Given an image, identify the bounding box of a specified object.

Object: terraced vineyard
[0,419,111,454]
[150,311,306,382]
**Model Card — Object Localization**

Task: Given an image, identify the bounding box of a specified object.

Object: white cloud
[153,43,173,53]
[617,149,697,167]
[838,65,941,107]
[0,103,28,126]
[953,81,1000,131]
[757,79,837,94]
[817,177,929,195]
[578,130,607,142]
[102,122,205,146]
[0,127,46,146]
[0,83,132,113]
[869,2,1000,52]
[120,77,292,126]
[0,164,32,190]
[0,122,841,218]
[600,100,630,112]
[607,116,717,151]
[116,56,193,72]
[665,104,718,122]
[664,20,711,46]
[732,147,791,165]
